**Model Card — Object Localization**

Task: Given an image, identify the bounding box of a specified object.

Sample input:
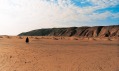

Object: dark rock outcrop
[18,25,119,37]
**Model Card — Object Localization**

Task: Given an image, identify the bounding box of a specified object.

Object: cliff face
[18,25,119,37]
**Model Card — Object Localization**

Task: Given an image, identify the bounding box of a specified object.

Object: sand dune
[0,36,119,71]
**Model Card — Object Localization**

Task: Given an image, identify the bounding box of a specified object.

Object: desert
[0,0,119,71]
[0,36,119,71]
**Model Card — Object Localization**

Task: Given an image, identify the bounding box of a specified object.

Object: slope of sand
[0,36,119,71]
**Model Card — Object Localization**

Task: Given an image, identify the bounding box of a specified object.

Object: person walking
[26,37,29,43]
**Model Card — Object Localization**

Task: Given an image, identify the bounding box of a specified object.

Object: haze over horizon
[0,0,119,35]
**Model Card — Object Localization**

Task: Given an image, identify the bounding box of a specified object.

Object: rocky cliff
[18,25,119,37]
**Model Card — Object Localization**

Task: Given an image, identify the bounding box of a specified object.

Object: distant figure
[26,37,29,43]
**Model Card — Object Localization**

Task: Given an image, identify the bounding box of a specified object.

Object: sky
[0,0,119,35]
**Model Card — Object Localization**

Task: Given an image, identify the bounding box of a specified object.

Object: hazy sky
[0,0,119,35]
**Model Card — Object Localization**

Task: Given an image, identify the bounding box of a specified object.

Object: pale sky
[0,0,119,35]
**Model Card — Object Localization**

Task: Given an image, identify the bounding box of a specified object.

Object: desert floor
[0,36,119,71]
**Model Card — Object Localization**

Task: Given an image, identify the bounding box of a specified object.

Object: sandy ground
[0,36,119,71]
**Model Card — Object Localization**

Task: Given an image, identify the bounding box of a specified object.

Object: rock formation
[18,25,119,38]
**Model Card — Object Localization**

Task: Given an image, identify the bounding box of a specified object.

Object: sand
[0,36,119,71]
